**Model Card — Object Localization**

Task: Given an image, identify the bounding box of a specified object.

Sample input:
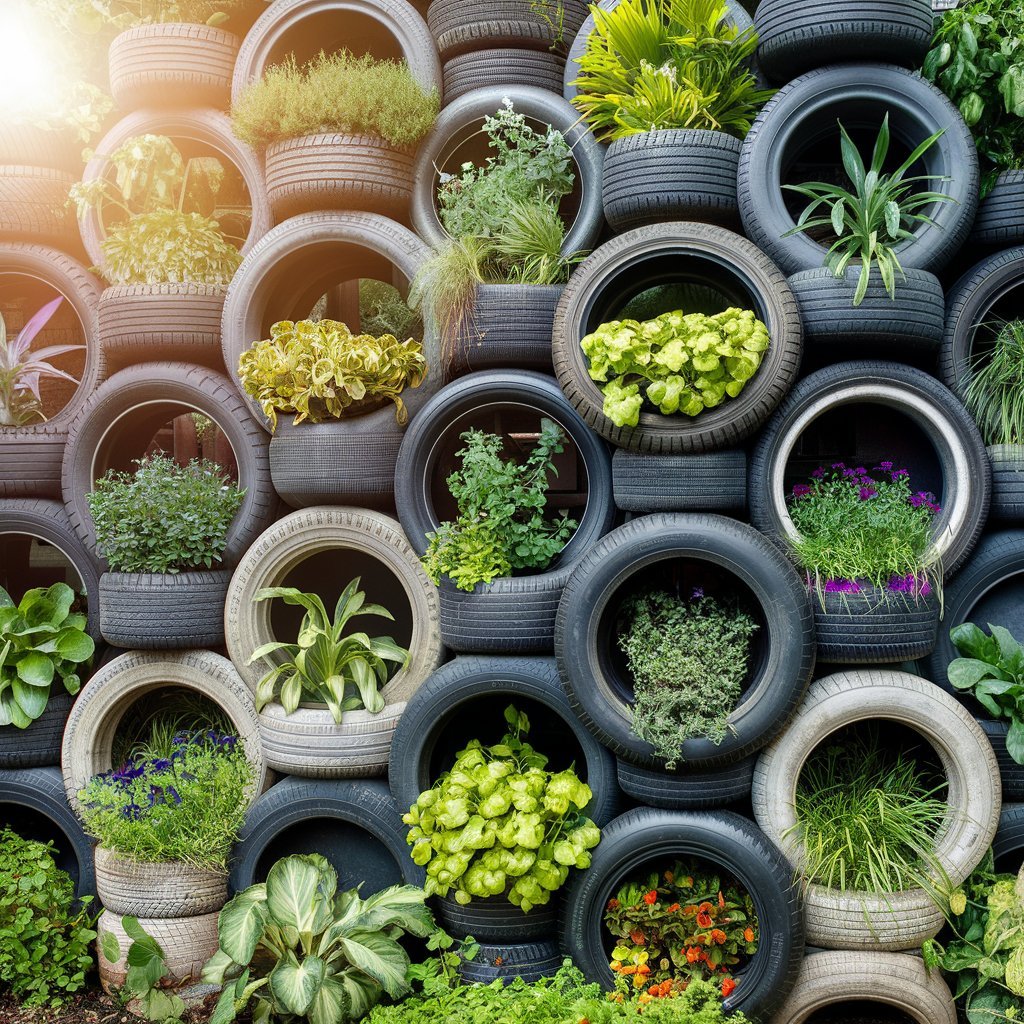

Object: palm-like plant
[782,114,955,306]
[248,577,409,723]
[963,320,1024,447]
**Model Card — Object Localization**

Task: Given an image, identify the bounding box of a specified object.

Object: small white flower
[501,95,513,108]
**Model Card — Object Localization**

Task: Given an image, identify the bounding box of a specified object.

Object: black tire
[738,64,979,277]
[98,571,230,650]
[993,804,1024,872]
[979,720,1024,803]
[427,0,589,58]
[0,766,96,897]
[601,130,741,233]
[988,446,1024,524]
[559,807,802,1019]
[443,49,565,105]
[60,362,277,568]
[458,940,563,984]
[551,222,803,454]
[388,656,620,825]
[0,166,77,248]
[411,86,604,259]
[228,777,424,894]
[747,360,991,577]
[554,514,815,770]
[754,0,933,83]
[971,171,1024,249]
[611,449,747,513]
[437,894,558,943]
[0,692,74,770]
[615,755,755,810]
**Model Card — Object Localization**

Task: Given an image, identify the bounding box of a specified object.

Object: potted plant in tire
[570,0,772,232]
[87,454,245,650]
[231,50,439,221]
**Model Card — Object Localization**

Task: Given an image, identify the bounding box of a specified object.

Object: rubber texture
[986,445,1024,523]
[427,0,589,58]
[993,803,1024,869]
[94,846,227,918]
[0,166,76,247]
[0,124,82,172]
[611,449,747,513]
[443,49,565,104]
[971,171,1024,249]
[437,894,558,943]
[458,940,563,984]
[980,719,1024,802]
[0,691,74,770]
[615,755,756,809]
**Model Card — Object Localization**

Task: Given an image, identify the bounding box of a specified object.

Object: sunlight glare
[0,2,65,120]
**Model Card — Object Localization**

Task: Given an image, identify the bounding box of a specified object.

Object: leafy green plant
[202,853,437,1024]
[0,582,93,730]
[249,577,409,723]
[570,0,772,142]
[238,319,428,430]
[618,588,757,769]
[783,114,955,306]
[529,0,570,51]
[403,705,601,911]
[403,931,479,999]
[100,915,186,1024]
[0,827,96,1007]
[87,454,245,574]
[421,421,578,591]
[38,0,263,29]
[964,320,1024,447]
[581,306,769,428]
[112,697,233,768]
[358,279,423,343]
[13,78,113,143]
[231,50,439,149]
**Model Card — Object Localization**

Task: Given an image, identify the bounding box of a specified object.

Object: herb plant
[571,0,773,142]
[783,115,955,306]
[358,280,423,343]
[249,577,409,723]
[403,705,601,911]
[0,828,96,1008]
[618,589,757,769]
[100,915,186,1024]
[87,455,245,574]
[421,420,578,591]
[581,306,770,428]
[0,582,93,730]
[964,320,1024,447]
[238,319,428,430]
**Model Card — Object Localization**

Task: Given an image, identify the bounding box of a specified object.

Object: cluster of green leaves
[238,319,428,430]
[231,50,440,148]
[923,0,1024,193]
[0,582,93,730]
[421,421,578,591]
[13,78,112,142]
[358,280,423,344]
[570,0,773,142]
[618,589,757,769]
[203,853,437,1024]
[37,0,263,29]
[100,915,185,1024]
[582,306,770,428]
[88,455,245,574]
[403,706,601,911]
[249,578,409,723]
[783,115,955,306]
[0,828,96,1007]
[964,320,1024,447]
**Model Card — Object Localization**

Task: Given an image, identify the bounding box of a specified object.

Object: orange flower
[721,978,737,998]
[607,899,620,910]
[681,904,698,917]
[667,903,681,913]
[637,964,651,975]
[718,891,726,908]
[685,946,701,963]
[643,890,658,905]
[744,927,755,943]
[710,929,727,945]
[696,910,713,928]
[630,928,646,946]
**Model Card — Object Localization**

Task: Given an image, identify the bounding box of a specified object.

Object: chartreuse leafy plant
[202,853,436,1024]
[248,577,409,723]
[0,582,93,730]
[783,115,955,306]
[581,307,770,428]
[100,915,186,1024]
[964,320,1024,447]
[403,705,601,912]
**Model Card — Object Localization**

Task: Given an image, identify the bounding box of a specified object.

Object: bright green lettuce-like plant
[100,915,186,1023]
[964,320,1024,446]
[783,114,956,306]
[403,706,601,911]
[0,583,93,730]
[202,853,436,1024]
[581,307,770,428]
[248,577,409,723]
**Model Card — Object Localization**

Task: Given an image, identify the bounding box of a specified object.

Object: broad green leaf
[267,954,325,1015]
[100,931,121,963]
[217,884,269,966]
[11,679,49,720]
[338,929,411,997]
[266,855,336,935]
[948,657,1000,690]
[1006,718,1024,765]
[308,974,350,1024]
[15,652,54,687]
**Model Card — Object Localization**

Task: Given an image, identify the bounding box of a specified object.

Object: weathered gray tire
[427,0,589,58]
[0,692,74,770]
[752,669,1001,950]
[94,846,227,918]
[972,171,1024,249]
[443,49,565,104]
[612,449,747,513]
[0,124,82,172]
[0,166,76,247]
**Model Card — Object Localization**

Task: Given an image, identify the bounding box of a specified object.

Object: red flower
[721,978,737,998]
[667,903,681,913]
[710,929,727,945]
[643,890,658,905]
[696,910,713,929]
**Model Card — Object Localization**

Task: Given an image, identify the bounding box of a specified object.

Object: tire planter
[972,171,1024,249]
[987,446,1024,523]
[60,361,276,567]
[0,124,82,173]
[98,570,231,650]
[979,719,1024,803]
[0,166,76,248]
[94,846,227,918]
[458,940,563,985]
[436,893,557,943]
[61,650,267,816]
[768,950,957,1024]
[752,669,1001,950]
[108,23,240,109]
[738,64,979,277]
[993,803,1024,873]
[747,360,991,577]
[0,692,74,771]
[443,49,565,105]
[615,754,756,810]
[387,656,620,826]
[551,222,803,454]
[753,0,933,84]
[560,807,803,1020]
[427,0,589,59]
[611,449,747,513]
[555,513,815,771]
[228,776,423,893]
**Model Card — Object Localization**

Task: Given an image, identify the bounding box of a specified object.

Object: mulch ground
[0,988,250,1024]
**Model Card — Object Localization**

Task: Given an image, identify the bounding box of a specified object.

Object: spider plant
[782,114,956,306]
[963,320,1024,447]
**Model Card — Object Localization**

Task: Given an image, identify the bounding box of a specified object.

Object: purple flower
[853,467,867,476]
[892,468,909,479]
[151,758,171,772]
[858,486,877,501]
[167,786,182,805]
[876,461,893,472]
[886,573,933,597]
[823,578,862,594]
[691,586,705,600]
[121,804,142,821]
[811,467,825,479]
[792,483,813,499]
[831,462,847,470]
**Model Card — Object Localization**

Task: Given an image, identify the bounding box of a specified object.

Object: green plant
[403,705,601,910]
[202,853,437,1024]
[237,319,428,430]
[570,0,772,142]
[529,0,570,51]
[0,827,96,1007]
[783,114,956,306]
[249,577,409,723]
[964,320,1024,446]
[231,50,439,149]
[403,931,480,999]
[0,582,93,730]
[113,697,233,767]
[14,78,113,142]
[38,0,263,29]
[87,455,245,574]
[617,588,757,769]
[358,279,423,342]
[421,420,578,591]
[100,916,186,1024]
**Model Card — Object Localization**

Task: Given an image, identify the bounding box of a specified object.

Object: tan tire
[752,669,1001,950]
[61,650,267,816]
[94,846,227,918]
[0,166,76,247]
